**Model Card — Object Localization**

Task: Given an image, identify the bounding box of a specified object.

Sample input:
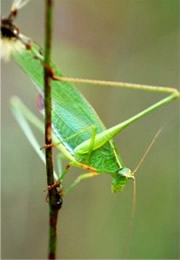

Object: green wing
[12,42,123,173]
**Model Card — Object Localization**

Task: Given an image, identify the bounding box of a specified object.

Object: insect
[0,0,31,60]
[1,0,180,194]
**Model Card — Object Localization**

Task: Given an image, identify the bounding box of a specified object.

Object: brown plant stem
[44,0,61,259]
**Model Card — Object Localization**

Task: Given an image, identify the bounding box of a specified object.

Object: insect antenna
[123,126,163,258]
[122,178,136,258]
[133,126,164,175]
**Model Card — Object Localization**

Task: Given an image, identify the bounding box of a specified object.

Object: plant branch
[44,0,61,259]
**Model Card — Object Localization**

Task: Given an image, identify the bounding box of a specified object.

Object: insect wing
[11,0,30,12]
[12,42,123,173]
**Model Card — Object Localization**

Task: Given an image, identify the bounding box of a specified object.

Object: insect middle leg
[42,125,97,163]
[48,160,97,191]
[62,124,98,164]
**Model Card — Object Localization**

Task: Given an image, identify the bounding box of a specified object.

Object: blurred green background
[1,0,179,259]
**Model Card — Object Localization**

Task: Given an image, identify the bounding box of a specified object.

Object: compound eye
[121,173,128,178]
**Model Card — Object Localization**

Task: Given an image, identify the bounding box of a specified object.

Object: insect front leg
[48,159,98,193]
[65,172,100,193]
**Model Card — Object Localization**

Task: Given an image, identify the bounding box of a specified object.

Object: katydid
[1,0,180,194]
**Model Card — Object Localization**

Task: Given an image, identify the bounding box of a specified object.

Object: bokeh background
[1,0,179,259]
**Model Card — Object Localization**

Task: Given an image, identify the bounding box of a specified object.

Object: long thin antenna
[133,126,163,174]
[122,179,136,258]
[123,126,164,258]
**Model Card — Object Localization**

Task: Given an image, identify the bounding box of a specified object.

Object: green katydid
[1,0,180,194]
